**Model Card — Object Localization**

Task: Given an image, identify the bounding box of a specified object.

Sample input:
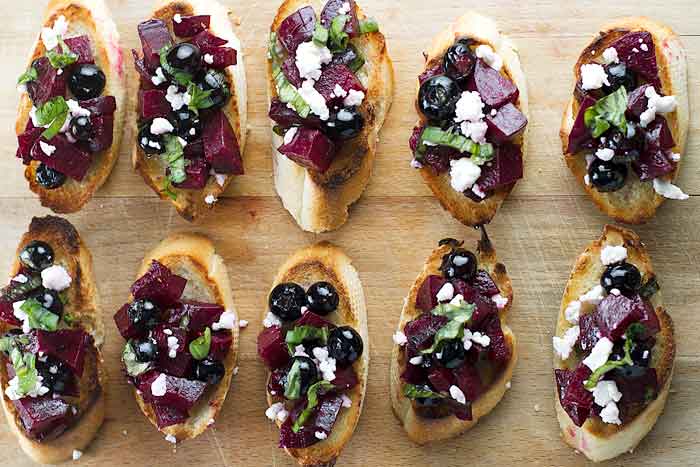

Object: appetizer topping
[600,244,627,266]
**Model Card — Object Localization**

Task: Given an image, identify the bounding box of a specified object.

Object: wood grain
[0,1,698,466]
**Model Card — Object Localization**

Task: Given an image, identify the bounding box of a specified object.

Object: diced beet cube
[277,6,316,53]
[63,35,94,64]
[267,367,287,395]
[418,64,443,85]
[83,114,114,153]
[610,366,657,404]
[449,399,473,421]
[281,55,303,88]
[0,300,20,326]
[313,394,343,434]
[132,49,153,83]
[184,139,204,158]
[173,15,211,37]
[403,313,449,352]
[451,279,497,330]
[158,348,193,378]
[454,363,482,401]
[314,63,364,104]
[294,311,335,329]
[578,311,600,352]
[415,275,447,312]
[610,31,660,88]
[596,294,646,342]
[258,326,290,369]
[35,329,89,376]
[210,331,233,361]
[13,396,69,440]
[114,303,142,340]
[138,19,172,71]
[131,260,187,307]
[409,124,424,153]
[633,148,674,181]
[30,135,91,181]
[472,270,500,296]
[331,46,360,68]
[135,370,159,402]
[176,301,225,333]
[203,47,237,69]
[331,365,358,390]
[555,368,571,402]
[172,157,210,190]
[269,99,323,130]
[473,59,518,108]
[139,89,170,119]
[400,351,427,384]
[152,325,192,377]
[80,96,117,116]
[279,418,316,448]
[152,402,188,428]
[191,29,227,50]
[645,117,675,151]
[627,84,653,118]
[486,102,528,144]
[17,121,43,165]
[477,143,523,192]
[567,95,597,154]
[425,146,457,175]
[26,57,66,106]
[151,373,207,413]
[203,110,244,175]
[428,366,454,392]
[637,298,660,338]
[484,315,510,365]
[278,127,336,173]
[320,0,359,36]
[560,362,593,427]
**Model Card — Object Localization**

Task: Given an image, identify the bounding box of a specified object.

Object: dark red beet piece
[409,124,424,153]
[132,49,153,84]
[610,366,657,404]
[428,366,454,392]
[30,135,91,181]
[279,416,316,448]
[257,326,290,369]
[114,303,140,339]
[209,331,233,361]
[150,373,207,413]
[403,313,449,351]
[13,396,70,440]
[454,363,482,401]
[610,31,661,88]
[560,362,593,427]
[131,260,187,307]
[281,55,303,88]
[401,364,427,386]
[17,121,43,165]
[294,311,335,329]
[277,6,316,53]
[472,270,500,296]
[202,46,237,69]
[139,89,170,119]
[152,402,188,428]
[134,370,159,402]
[473,59,518,108]
[35,329,90,376]
[451,279,496,330]
[184,139,204,158]
[596,294,645,341]
[320,0,359,36]
[627,84,653,118]
[555,368,571,402]
[63,35,94,64]
[424,146,458,174]
[278,127,336,173]
[567,95,597,154]
[313,394,344,434]
[80,96,117,116]
[314,63,364,104]
[269,99,323,130]
[0,300,20,326]
[172,157,210,190]
[177,301,224,333]
[26,57,66,106]
[645,117,676,151]
[578,311,601,352]
[137,19,173,71]
[267,367,287,395]
[331,365,358,390]
[418,64,443,85]
[152,325,192,377]
[486,102,528,144]
[83,114,114,153]
[484,315,510,364]
[637,298,660,338]
[173,15,211,37]
[477,143,524,191]
[190,29,228,50]
[415,275,448,312]
[203,110,244,175]
[633,148,674,181]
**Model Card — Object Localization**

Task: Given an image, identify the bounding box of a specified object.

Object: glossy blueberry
[418,75,461,122]
[131,337,158,363]
[170,108,202,142]
[443,38,476,83]
[194,358,225,385]
[327,326,363,367]
[305,282,339,316]
[68,64,106,101]
[197,69,230,109]
[588,159,627,192]
[70,115,93,141]
[289,356,318,396]
[326,107,364,140]
[127,299,159,333]
[440,248,478,281]
[437,338,466,369]
[28,288,63,317]
[35,164,66,190]
[138,125,165,155]
[19,241,54,271]
[602,63,637,95]
[167,43,202,76]
[601,262,642,296]
[269,283,306,321]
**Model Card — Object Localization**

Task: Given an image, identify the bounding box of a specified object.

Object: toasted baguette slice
[16,0,126,214]
[560,17,688,224]
[415,12,528,227]
[0,216,106,463]
[130,233,239,441]
[268,0,394,233]
[390,232,516,444]
[131,0,248,222]
[264,243,368,466]
[554,225,675,462]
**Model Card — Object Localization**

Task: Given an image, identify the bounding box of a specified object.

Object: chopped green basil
[0,334,28,353]
[584,325,641,389]
[285,325,329,353]
[329,15,350,52]
[358,18,379,34]
[186,82,215,114]
[20,298,60,331]
[159,45,192,86]
[35,96,69,140]
[420,298,475,355]
[584,86,628,138]
[284,358,303,400]
[268,32,283,64]
[272,64,311,118]
[46,39,78,69]
[62,312,76,325]
[348,48,365,73]
[189,327,212,360]
[403,384,445,400]
[2,275,42,302]
[418,126,494,165]
[162,180,178,201]
[14,351,39,396]
[313,24,329,46]
[17,67,38,86]
[122,341,153,377]
[162,134,187,184]
[292,380,335,432]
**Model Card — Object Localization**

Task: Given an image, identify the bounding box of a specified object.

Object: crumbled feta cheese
[492,294,508,309]
[294,345,309,357]
[602,47,619,64]
[67,99,91,118]
[505,381,511,389]
[436,282,454,302]
[72,449,83,460]
[653,178,689,200]
[534,404,541,412]
[295,41,332,81]
[670,152,681,162]
[233,367,239,375]
[639,106,656,128]
[283,127,298,145]
[475,44,502,70]
[150,117,174,135]
[343,89,365,107]
[580,285,605,305]
[265,402,287,421]
[460,120,488,144]
[600,245,627,265]
[595,148,615,161]
[173,13,182,23]
[314,431,328,440]
[600,401,622,425]
[239,319,248,328]
[5,374,49,400]
[393,331,407,346]
[471,184,487,199]
[332,84,347,98]
[592,380,622,407]
[12,274,28,284]
[471,331,491,347]
[151,373,167,397]
[610,288,621,296]
[565,300,582,324]
[164,434,177,444]
[449,158,481,192]
[151,67,167,86]
[410,158,423,169]
[203,53,214,65]
[409,355,423,366]
[167,336,179,358]
[341,394,352,408]
[41,15,68,51]
[298,80,330,120]
[212,310,237,330]
[640,43,649,52]
[315,347,337,381]
[205,194,218,205]
[165,85,187,111]
[12,301,30,333]
[583,337,614,371]
[338,1,351,14]
[580,63,610,90]
[553,325,580,360]
[449,385,466,405]
[41,265,72,291]
[263,311,282,328]
[640,87,677,128]
[39,141,56,156]
[454,91,485,123]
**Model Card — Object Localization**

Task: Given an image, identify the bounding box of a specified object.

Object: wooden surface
[0,1,698,465]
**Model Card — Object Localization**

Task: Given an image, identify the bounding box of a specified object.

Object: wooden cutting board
[0,1,698,465]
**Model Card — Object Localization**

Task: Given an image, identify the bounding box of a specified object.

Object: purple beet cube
[83,114,114,153]
[418,63,443,85]
[0,300,20,326]
[139,89,170,119]
[203,110,244,175]
[132,49,153,84]
[17,121,43,165]
[278,127,336,173]
[267,367,287,395]
[63,35,94,64]
[35,329,89,376]
[26,57,66,106]
[153,324,192,378]
[427,366,454,392]
[610,31,660,88]
[314,63,365,104]
[409,124,423,153]
[30,135,91,181]
[137,19,173,71]
[477,143,524,191]
[454,363,482,401]
[484,315,510,365]
[131,260,187,307]
[210,331,233,361]
[152,402,188,428]
[294,311,335,329]
[472,270,500,296]
[277,6,317,53]
[281,55,303,88]
[114,303,148,340]
[486,102,528,144]
[596,294,645,341]
[80,96,117,116]
[331,366,358,390]
[320,0,359,36]
[173,157,210,190]
[633,148,674,181]
[579,311,601,352]
[415,275,447,312]
[202,47,237,69]
[173,15,211,37]
[567,95,597,154]
[135,370,159,402]
[403,313,449,351]
[610,366,658,404]
[178,300,224,333]
[473,59,518,108]
[13,396,70,440]
[645,117,676,151]
[560,362,593,427]
[400,360,427,385]
[257,326,290,369]
[151,373,207,413]
[451,280,496,330]
[637,298,660,337]
[184,139,204,158]
[191,30,227,50]
[279,414,316,448]
[269,99,323,130]
[313,394,343,434]
[626,84,653,119]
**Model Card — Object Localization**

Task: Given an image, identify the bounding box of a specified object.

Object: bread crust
[16,0,126,214]
[560,17,689,224]
[131,0,248,222]
[390,233,516,444]
[553,225,675,462]
[0,216,106,463]
[263,243,368,466]
[415,12,529,227]
[129,233,239,442]
[267,0,394,233]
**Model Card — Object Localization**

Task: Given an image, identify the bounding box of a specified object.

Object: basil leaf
[403,384,445,400]
[186,82,214,114]
[46,39,78,69]
[348,49,365,73]
[272,64,311,118]
[1,274,42,302]
[189,327,212,360]
[159,45,192,86]
[162,180,178,201]
[313,24,329,46]
[584,86,628,138]
[329,15,349,52]
[420,299,475,355]
[419,127,493,165]
[16,353,39,395]
[62,312,76,326]
[17,67,38,85]
[285,325,329,353]
[35,96,69,140]
[0,334,28,353]
[640,276,660,300]
[20,298,60,331]
[359,18,379,34]
[584,328,636,389]
[268,32,283,64]
[161,134,187,184]
[292,380,335,433]
[122,341,153,377]
[470,142,495,165]
[284,358,303,400]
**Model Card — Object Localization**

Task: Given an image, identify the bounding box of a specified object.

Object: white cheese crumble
[150,117,174,135]
[315,431,328,440]
[492,294,508,309]
[151,67,167,86]
[449,385,466,405]
[293,345,308,357]
[553,325,580,360]
[151,374,167,397]
[409,355,423,366]
[592,380,622,407]
[343,89,365,107]
[341,394,352,408]
[164,434,177,444]
[41,265,72,291]
[332,84,347,98]
[454,91,485,123]
[580,285,605,305]
[602,47,619,64]
[462,328,490,350]
[39,141,57,156]
[449,158,481,192]
[239,320,248,328]
[12,274,28,284]
[165,85,187,111]
[640,86,677,128]
[460,120,488,144]
[41,15,68,51]
[173,14,182,23]
[595,148,615,161]
[212,310,237,331]
[205,194,218,205]
[410,158,423,169]
[475,44,503,70]
[313,347,337,381]
[583,337,614,371]
[5,375,49,400]
[610,288,621,296]
[283,127,298,145]
[295,41,332,81]
[670,152,681,162]
[203,53,214,65]
[298,80,330,120]
[600,245,627,265]
[505,381,511,389]
[653,178,689,200]
[565,300,582,324]
[338,1,351,14]
[436,282,455,302]
[600,401,622,425]
[72,449,83,460]
[580,63,610,90]
[265,402,288,422]
[640,43,649,52]
[471,184,487,199]
[393,331,407,346]
[263,311,282,328]
[167,336,179,358]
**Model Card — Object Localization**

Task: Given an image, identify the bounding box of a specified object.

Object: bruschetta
[560,17,689,224]
[257,243,368,465]
[553,225,674,462]
[113,233,239,443]
[390,233,515,444]
[409,12,528,227]
[15,0,126,214]
[267,0,394,233]
[0,216,106,463]
[131,0,247,222]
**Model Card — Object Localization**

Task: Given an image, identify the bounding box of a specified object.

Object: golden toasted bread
[130,233,239,442]
[131,0,248,222]
[267,0,394,233]
[415,12,529,227]
[263,243,368,466]
[16,0,126,214]
[560,17,688,224]
[553,225,675,462]
[0,216,106,463]
[390,232,516,444]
